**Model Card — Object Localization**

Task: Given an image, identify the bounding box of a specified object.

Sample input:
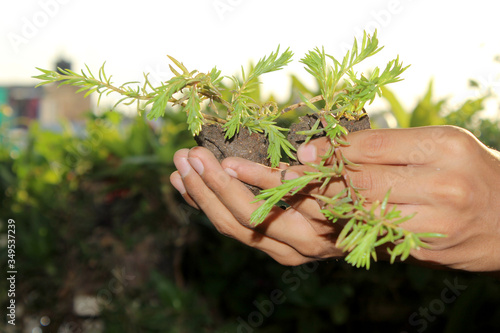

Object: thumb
[221,157,284,190]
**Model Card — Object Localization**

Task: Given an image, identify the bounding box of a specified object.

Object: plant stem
[281,95,324,114]
[203,115,227,124]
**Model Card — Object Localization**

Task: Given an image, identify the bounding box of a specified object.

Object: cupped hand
[169,146,345,266]
[170,125,500,274]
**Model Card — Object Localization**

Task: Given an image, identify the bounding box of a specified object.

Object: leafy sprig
[249,31,443,268]
[316,190,445,269]
[300,31,383,112]
[33,64,152,109]
[224,47,293,139]
[33,47,294,167]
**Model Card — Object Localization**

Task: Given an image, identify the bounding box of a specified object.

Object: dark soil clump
[195,113,371,194]
[195,124,270,165]
[195,123,270,194]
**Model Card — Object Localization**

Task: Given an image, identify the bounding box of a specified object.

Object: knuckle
[362,131,387,160]
[427,174,473,208]
[314,137,334,157]
[205,170,232,191]
[440,126,478,158]
[296,240,330,258]
[213,223,237,238]
[448,182,472,208]
[353,169,375,192]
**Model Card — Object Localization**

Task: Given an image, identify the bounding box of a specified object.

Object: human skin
[169,125,500,275]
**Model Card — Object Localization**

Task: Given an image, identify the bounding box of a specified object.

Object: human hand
[170,126,500,273]
[169,146,345,266]
[287,125,500,273]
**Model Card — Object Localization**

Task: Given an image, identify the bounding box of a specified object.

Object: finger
[409,231,500,271]
[355,202,458,251]
[174,149,312,265]
[344,127,449,165]
[221,157,284,190]
[169,170,199,209]
[283,164,436,205]
[297,127,450,166]
[327,202,452,265]
[222,155,427,221]
[222,157,327,222]
[188,147,345,259]
[188,147,285,225]
[284,194,328,224]
[279,162,290,169]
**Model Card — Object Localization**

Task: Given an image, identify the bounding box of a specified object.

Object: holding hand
[170,126,500,274]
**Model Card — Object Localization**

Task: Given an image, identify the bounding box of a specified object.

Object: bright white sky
[1,0,500,115]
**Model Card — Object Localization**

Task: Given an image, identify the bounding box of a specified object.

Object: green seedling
[34,31,445,269]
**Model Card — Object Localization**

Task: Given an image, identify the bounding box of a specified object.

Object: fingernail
[297,144,317,163]
[284,171,299,181]
[177,157,191,178]
[188,157,204,175]
[170,175,186,194]
[224,168,238,178]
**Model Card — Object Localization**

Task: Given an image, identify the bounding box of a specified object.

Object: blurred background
[1,0,500,332]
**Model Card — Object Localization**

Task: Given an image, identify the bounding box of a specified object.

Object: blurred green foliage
[381,80,500,150]
[1,77,500,333]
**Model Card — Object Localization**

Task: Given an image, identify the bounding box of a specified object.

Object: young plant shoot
[33,31,445,269]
